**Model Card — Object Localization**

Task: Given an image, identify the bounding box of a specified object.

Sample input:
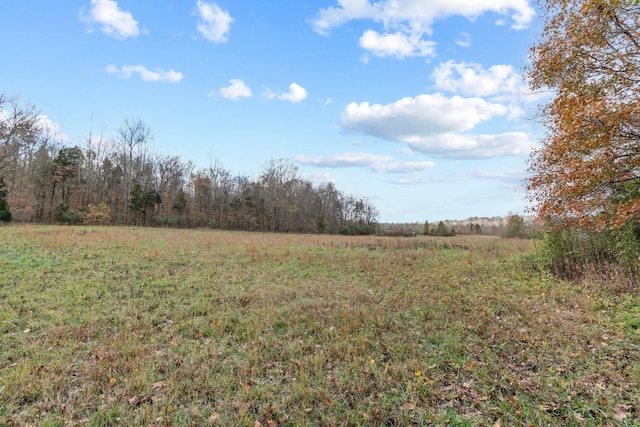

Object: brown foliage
[527,0,640,229]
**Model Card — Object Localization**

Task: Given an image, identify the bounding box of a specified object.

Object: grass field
[1,225,638,426]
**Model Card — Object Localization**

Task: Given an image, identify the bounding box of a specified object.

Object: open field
[1,225,638,426]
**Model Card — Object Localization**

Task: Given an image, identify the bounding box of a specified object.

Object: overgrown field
[1,225,638,426]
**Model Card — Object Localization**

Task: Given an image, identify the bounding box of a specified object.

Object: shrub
[537,223,639,286]
[340,223,378,236]
[54,203,86,224]
[84,203,112,225]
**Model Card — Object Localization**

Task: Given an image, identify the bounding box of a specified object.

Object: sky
[0,0,547,223]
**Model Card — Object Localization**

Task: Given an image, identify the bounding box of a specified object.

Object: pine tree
[0,176,12,222]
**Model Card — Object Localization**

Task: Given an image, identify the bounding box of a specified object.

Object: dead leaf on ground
[399,402,416,411]
[613,404,633,421]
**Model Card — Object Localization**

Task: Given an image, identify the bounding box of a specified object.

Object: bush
[54,203,86,224]
[84,203,112,225]
[537,223,639,285]
[340,223,378,236]
[612,221,640,278]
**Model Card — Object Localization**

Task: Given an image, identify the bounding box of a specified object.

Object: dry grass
[0,225,638,426]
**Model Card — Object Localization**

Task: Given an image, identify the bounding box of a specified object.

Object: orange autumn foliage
[527,0,640,230]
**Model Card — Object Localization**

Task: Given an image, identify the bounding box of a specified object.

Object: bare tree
[116,119,153,224]
[260,159,301,232]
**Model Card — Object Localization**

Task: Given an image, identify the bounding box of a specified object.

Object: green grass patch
[0,225,638,426]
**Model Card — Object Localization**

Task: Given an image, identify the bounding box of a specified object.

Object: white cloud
[341,93,507,140]
[311,0,380,36]
[106,64,184,83]
[294,152,393,168]
[312,0,534,59]
[466,169,528,184]
[372,161,435,173]
[196,1,233,43]
[405,132,534,159]
[294,153,436,174]
[264,83,308,103]
[359,30,436,58]
[37,115,69,142]
[387,168,528,185]
[279,83,308,103]
[80,0,140,39]
[340,93,534,159]
[388,176,433,185]
[304,171,337,185]
[433,60,533,102]
[312,0,535,34]
[262,88,277,101]
[455,32,471,47]
[217,79,252,100]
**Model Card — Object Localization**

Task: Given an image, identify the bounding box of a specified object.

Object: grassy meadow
[0,225,638,426]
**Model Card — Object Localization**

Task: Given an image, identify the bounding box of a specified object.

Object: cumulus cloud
[311,0,535,34]
[341,93,507,139]
[217,79,252,100]
[37,115,70,142]
[340,93,534,159]
[311,0,379,35]
[279,83,308,103]
[405,132,534,159]
[106,64,184,83]
[0,111,69,143]
[433,60,537,103]
[359,30,436,58]
[80,0,140,39]
[196,1,233,43]
[264,83,308,103]
[312,0,533,59]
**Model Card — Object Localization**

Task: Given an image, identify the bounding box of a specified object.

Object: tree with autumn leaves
[527,0,640,280]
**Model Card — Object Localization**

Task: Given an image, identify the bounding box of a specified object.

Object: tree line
[0,95,378,234]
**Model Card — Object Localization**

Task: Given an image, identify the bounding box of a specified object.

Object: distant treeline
[380,214,540,238]
[0,96,378,234]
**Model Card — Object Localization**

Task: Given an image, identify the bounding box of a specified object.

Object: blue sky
[1,0,545,223]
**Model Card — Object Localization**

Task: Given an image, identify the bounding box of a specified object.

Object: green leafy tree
[505,213,527,238]
[0,176,11,222]
[129,183,161,225]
